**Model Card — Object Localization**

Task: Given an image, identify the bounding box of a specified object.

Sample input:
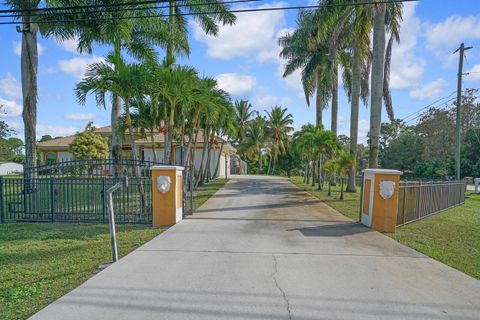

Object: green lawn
[290,176,360,221]
[389,193,480,279]
[192,179,229,211]
[0,223,163,320]
[289,176,480,279]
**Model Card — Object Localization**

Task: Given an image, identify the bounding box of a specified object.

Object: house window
[45,152,57,165]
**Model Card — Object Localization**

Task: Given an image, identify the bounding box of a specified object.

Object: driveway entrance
[31,175,480,319]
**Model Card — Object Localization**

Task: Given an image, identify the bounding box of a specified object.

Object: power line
[0,0,262,19]
[0,0,419,26]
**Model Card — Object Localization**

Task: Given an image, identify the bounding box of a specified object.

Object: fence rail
[0,177,152,224]
[396,180,466,226]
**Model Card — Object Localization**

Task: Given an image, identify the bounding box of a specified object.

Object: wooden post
[151,166,184,227]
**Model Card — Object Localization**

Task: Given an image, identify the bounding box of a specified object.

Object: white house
[0,162,23,175]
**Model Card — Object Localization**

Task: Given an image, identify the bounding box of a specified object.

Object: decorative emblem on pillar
[157,176,171,194]
[379,181,395,200]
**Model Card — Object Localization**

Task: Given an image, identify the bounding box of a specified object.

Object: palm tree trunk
[306,160,310,184]
[21,17,38,184]
[315,73,323,127]
[213,141,225,178]
[369,3,386,168]
[165,106,175,165]
[150,131,158,162]
[340,177,344,200]
[111,40,123,177]
[205,136,214,182]
[317,155,323,190]
[311,160,316,186]
[167,1,176,64]
[347,45,361,192]
[331,67,338,137]
[196,129,208,187]
[267,155,272,175]
[258,148,263,174]
[303,160,308,183]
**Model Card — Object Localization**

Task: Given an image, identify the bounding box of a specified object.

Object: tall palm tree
[6,0,73,179]
[234,100,256,143]
[266,106,294,174]
[45,0,170,173]
[279,10,330,127]
[369,1,402,168]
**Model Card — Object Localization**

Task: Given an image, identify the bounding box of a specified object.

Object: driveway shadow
[287,222,370,237]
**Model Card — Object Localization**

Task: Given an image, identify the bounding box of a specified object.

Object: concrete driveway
[31,175,480,320]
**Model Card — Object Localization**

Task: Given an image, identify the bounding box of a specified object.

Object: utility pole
[453,43,472,180]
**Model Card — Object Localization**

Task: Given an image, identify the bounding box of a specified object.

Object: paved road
[31,175,480,320]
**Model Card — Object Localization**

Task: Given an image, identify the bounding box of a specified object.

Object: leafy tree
[234,100,256,143]
[336,150,355,200]
[266,106,294,174]
[69,124,108,160]
[239,117,269,174]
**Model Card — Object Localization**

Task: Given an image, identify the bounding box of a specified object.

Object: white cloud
[215,73,256,96]
[425,15,480,49]
[58,37,80,54]
[0,73,22,101]
[0,98,22,117]
[193,2,286,61]
[36,124,79,138]
[13,41,44,56]
[389,2,425,89]
[466,64,480,81]
[409,78,447,100]
[58,55,104,80]
[64,113,95,121]
[424,15,480,65]
[254,94,278,107]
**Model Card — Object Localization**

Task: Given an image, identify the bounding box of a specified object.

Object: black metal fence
[0,177,152,224]
[1,158,201,224]
[396,180,466,226]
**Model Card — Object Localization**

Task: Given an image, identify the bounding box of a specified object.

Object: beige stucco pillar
[360,169,402,233]
[151,166,184,227]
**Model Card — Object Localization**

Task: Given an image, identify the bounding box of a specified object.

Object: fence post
[102,178,106,223]
[0,177,4,223]
[50,177,55,223]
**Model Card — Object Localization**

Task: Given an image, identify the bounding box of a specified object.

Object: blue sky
[1,0,480,144]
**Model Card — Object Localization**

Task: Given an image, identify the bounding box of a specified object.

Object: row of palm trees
[8,0,236,179]
[291,124,355,200]
[234,101,294,175]
[280,0,403,192]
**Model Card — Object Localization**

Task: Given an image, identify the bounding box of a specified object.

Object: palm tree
[240,117,269,174]
[324,160,339,196]
[130,97,163,162]
[266,106,294,174]
[279,10,330,127]
[234,100,256,143]
[369,1,403,168]
[149,63,198,164]
[336,150,356,200]
[75,54,146,171]
[6,0,73,180]
[165,0,236,62]
[45,0,170,173]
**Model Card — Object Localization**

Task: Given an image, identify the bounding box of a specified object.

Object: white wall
[0,162,23,175]
[58,152,72,162]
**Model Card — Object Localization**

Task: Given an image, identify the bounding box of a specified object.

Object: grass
[192,178,229,211]
[290,176,360,220]
[388,193,480,279]
[290,176,480,279]
[0,223,163,320]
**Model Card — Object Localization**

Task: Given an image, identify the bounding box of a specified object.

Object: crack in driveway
[271,254,292,320]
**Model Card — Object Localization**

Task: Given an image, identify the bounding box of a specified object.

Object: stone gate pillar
[151,166,184,227]
[360,169,402,233]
